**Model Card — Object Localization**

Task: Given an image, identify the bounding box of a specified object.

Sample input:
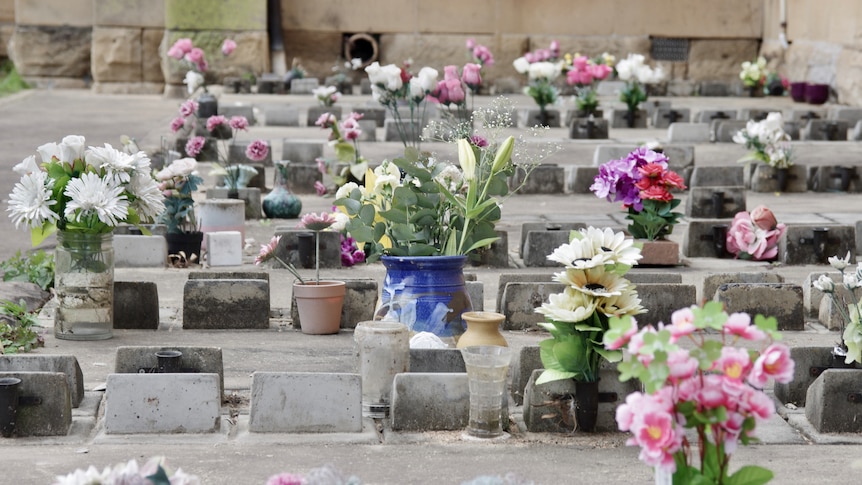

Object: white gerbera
[86,144,135,183]
[128,172,166,221]
[64,172,129,227]
[535,286,598,323]
[557,265,629,298]
[7,171,59,229]
[547,237,609,270]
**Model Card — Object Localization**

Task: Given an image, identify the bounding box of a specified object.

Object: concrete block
[351,107,386,127]
[568,117,609,139]
[467,230,509,269]
[808,166,862,193]
[218,103,255,124]
[114,346,224,398]
[750,164,807,193]
[779,225,856,266]
[510,345,542,406]
[522,230,572,267]
[803,271,840,321]
[188,271,270,282]
[205,231,243,267]
[113,235,166,268]
[495,272,555,313]
[409,348,466,373]
[0,355,83,408]
[786,108,826,122]
[689,166,745,188]
[290,78,320,94]
[281,140,324,165]
[307,105,342,126]
[714,283,804,331]
[667,80,697,97]
[522,109,560,128]
[698,82,731,96]
[273,229,342,269]
[828,107,862,124]
[104,373,221,434]
[805,369,862,433]
[595,80,625,96]
[684,186,746,219]
[183,279,270,329]
[713,120,749,143]
[850,119,862,139]
[113,224,167,236]
[384,119,422,143]
[113,281,159,330]
[466,281,484,312]
[667,122,709,143]
[609,108,647,128]
[509,164,565,194]
[390,373,469,431]
[626,272,683,284]
[500,281,566,330]
[229,141,272,166]
[263,106,299,126]
[642,100,671,121]
[0,371,71,437]
[257,74,287,95]
[280,160,322,195]
[738,108,772,122]
[800,120,849,141]
[523,367,638,432]
[211,170,266,196]
[564,109,603,127]
[703,273,785,302]
[568,166,599,193]
[519,222,586,258]
[637,283,697,327]
[355,119,377,142]
[249,372,362,433]
[695,109,737,123]
[774,347,843,407]
[290,279,377,330]
[653,108,691,128]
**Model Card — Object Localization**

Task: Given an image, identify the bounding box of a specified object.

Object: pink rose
[462,63,482,88]
[465,38,476,50]
[443,65,460,82]
[473,45,494,66]
[168,38,193,59]
[206,115,227,133]
[750,205,778,230]
[443,79,465,104]
[245,140,269,162]
[589,63,613,81]
[221,39,237,56]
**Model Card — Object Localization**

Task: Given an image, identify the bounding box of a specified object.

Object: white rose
[59,135,86,161]
[183,71,204,94]
[171,157,197,177]
[336,182,359,200]
[13,155,39,176]
[408,77,426,100]
[512,57,530,74]
[330,211,349,233]
[365,62,383,84]
[36,142,60,164]
[416,67,439,92]
[373,173,401,193]
[381,64,404,91]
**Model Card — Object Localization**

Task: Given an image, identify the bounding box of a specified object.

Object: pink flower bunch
[167,38,208,72]
[340,112,364,141]
[466,38,495,67]
[726,205,786,261]
[523,40,561,63]
[605,302,793,481]
[565,55,613,87]
[170,100,199,133]
[432,65,467,106]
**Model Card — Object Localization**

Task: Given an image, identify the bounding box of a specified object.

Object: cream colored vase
[456,311,508,349]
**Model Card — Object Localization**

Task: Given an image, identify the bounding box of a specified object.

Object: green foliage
[619,81,647,111]
[0,299,44,354]
[159,173,202,234]
[0,60,30,97]
[626,198,683,241]
[1,250,55,291]
[537,313,621,384]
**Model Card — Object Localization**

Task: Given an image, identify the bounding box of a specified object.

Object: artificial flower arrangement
[814,252,862,364]
[312,85,341,107]
[591,147,686,241]
[732,112,793,169]
[512,40,564,123]
[364,61,439,148]
[169,99,269,191]
[725,205,786,261]
[739,56,768,89]
[8,135,165,245]
[51,456,199,485]
[564,53,614,116]
[534,227,645,387]
[314,111,369,192]
[615,53,665,121]
[167,37,236,95]
[432,64,471,121]
[604,301,793,485]
[155,157,202,235]
[465,38,494,95]
[333,100,557,262]
[255,211,347,283]
[763,72,789,96]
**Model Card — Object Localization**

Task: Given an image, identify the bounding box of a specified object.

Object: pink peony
[206,115,227,133]
[221,39,237,56]
[245,140,269,162]
[462,63,482,88]
[229,116,249,131]
[185,136,206,157]
[168,38,193,59]
[170,116,186,133]
[179,99,198,118]
[748,343,794,388]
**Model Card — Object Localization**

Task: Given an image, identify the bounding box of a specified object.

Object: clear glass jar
[54,231,114,340]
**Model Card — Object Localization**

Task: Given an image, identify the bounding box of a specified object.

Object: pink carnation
[185,136,206,157]
[315,113,336,129]
[179,99,198,118]
[229,116,249,131]
[245,140,269,162]
[206,115,227,133]
[341,118,362,141]
[170,116,186,133]
[221,39,237,56]
[185,47,206,72]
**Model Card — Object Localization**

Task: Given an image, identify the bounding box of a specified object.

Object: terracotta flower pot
[293,281,345,335]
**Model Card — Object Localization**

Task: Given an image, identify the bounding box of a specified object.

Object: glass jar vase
[53,231,114,340]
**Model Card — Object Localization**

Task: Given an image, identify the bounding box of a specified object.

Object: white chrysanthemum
[128,172,166,221]
[578,226,642,267]
[129,151,152,173]
[7,171,59,229]
[557,265,629,298]
[535,286,598,323]
[13,155,40,176]
[86,144,135,183]
[547,237,609,270]
[64,172,129,227]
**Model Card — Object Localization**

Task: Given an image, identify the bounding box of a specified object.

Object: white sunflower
[547,236,610,270]
[557,265,629,298]
[577,226,642,268]
[596,282,646,317]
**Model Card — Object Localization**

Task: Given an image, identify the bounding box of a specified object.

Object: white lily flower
[814,274,835,293]
[828,251,852,271]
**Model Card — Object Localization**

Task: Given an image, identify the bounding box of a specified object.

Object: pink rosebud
[462,63,482,88]
[316,158,327,175]
[221,39,237,56]
[206,115,227,133]
[229,116,249,131]
[466,38,476,50]
[170,116,186,133]
[314,181,327,196]
[444,79,465,104]
[245,140,269,162]
[748,344,794,388]
[168,38,193,59]
[474,45,494,66]
[443,65,460,82]
[185,136,206,157]
[432,80,450,105]
[179,100,198,118]
[750,205,778,230]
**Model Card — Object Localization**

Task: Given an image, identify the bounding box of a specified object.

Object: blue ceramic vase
[263,161,302,219]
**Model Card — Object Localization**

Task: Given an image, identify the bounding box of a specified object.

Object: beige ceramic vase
[293,281,345,335]
[456,311,508,349]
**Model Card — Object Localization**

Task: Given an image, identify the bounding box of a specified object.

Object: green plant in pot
[156,157,203,266]
[534,226,645,432]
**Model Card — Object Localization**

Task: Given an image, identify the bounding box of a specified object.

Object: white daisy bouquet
[7,135,166,246]
[535,227,645,384]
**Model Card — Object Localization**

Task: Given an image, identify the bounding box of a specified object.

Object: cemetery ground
[0,89,861,483]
